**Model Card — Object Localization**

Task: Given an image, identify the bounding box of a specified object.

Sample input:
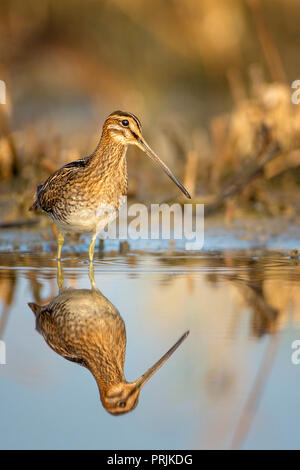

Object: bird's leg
[89,262,97,290]
[57,232,64,260]
[88,233,97,262]
[57,259,64,289]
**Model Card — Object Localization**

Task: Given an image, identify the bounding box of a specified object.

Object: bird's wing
[36,306,87,365]
[33,157,90,213]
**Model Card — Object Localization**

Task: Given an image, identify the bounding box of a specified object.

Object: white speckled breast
[53,196,126,234]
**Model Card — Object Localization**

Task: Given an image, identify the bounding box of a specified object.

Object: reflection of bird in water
[29,111,190,262]
[28,269,189,415]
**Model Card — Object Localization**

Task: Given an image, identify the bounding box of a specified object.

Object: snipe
[28,269,189,415]
[30,111,191,261]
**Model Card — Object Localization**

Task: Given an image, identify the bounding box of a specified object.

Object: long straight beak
[137,138,191,199]
[133,330,189,390]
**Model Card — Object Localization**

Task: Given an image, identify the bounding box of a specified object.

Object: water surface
[1,246,300,449]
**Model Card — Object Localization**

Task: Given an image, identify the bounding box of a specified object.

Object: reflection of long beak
[133,330,189,390]
[137,138,191,199]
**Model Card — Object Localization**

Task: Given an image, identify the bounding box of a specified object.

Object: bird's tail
[28,302,41,316]
[29,200,38,212]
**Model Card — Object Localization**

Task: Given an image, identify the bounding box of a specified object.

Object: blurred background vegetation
[1,0,300,223]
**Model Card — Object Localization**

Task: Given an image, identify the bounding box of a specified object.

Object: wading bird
[28,270,189,415]
[30,111,191,261]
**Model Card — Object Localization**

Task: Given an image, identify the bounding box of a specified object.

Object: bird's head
[102,382,140,416]
[103,111,191,199]
[102,330,189,415]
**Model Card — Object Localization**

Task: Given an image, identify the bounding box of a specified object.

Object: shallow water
[1,242,300,449]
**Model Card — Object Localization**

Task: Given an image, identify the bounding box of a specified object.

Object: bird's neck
[87,130,128,198]
[90,360,125,400]
[92,130,127,171]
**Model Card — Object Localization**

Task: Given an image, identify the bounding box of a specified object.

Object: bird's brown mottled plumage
[28,278,189,415]
[28,286,129,413]
[30,110,191,260]
[30,144,127,226]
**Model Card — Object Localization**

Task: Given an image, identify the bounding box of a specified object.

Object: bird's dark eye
[121,119,129,127]
[118,401,126,408]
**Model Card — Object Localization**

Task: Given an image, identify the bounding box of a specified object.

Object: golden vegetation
[0,0,300,222]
